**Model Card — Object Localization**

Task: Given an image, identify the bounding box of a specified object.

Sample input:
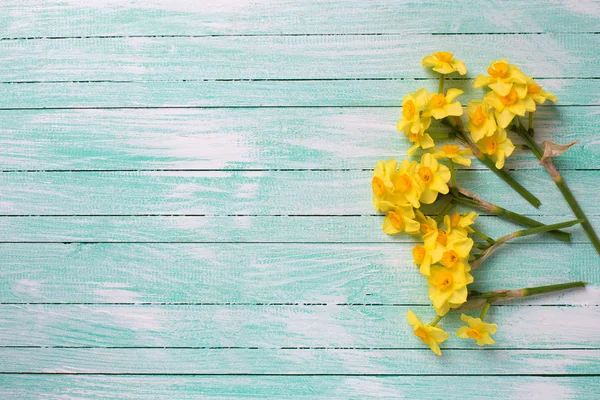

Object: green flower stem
[438,75,444,93]
[434,200,455,224]
[445,117,541,208]
[451,188,571,243]
[457,281,586,310]
[514,117,600,256]
[528,111,534,132]
[449,159,458,196]
[471,219,582,269]
[430,315,444,326]
[479,301,491,320]
[471,227,496,245]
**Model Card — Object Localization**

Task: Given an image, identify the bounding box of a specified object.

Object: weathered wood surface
[1,376,598,400]
[2,34,599,82]
[1,243,597,304]
[1,0,599,397]
[0,170,598,217]
[3,0,599,37]
[0,107,598,171]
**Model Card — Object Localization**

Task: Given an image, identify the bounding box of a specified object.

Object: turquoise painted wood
[1,1,599,398]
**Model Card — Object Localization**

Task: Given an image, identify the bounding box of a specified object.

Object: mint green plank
[0,305,597,348]
[1,107,596,171]
[1,34,598,81]
[1,348,599,374]
[0,170,598,217]
[1,243,596,304]
[2,375,598,400]
[2,78,598,108]
[2,0,598,37]
[2,215,598,243]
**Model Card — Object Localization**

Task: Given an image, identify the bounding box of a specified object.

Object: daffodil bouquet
[372,52,598,355]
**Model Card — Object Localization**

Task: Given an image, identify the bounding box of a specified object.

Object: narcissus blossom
[474,58,527,96]
[483,88,534,129]
[382,204,420,235]
[456,314,497,346]
[476,126,515,169]
[466,101,497,142]
[407,310,450,356]
[422,89,464,120]
[397,88,431,135]
[414,229,445,276]
[524,77,558,105]
[433,144,472,166]
[421,52,467,76]
[428,265,472,316]
[414,153,451,204]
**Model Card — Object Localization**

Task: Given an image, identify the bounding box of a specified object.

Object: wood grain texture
[2,215,599,243]
[1,34,598,82]
[2,0,600,396]
[1,243,597,304]
[2,0,599,37]
[0,170,598,217]
[2,348,599,374]
[1,305,598,348]
[3,78,599,109]
[2,375,598,400]
[0,106,598,171]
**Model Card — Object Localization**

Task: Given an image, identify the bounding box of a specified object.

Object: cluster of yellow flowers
[372,52,559,356]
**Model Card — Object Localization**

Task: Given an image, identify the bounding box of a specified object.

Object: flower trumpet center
[441,250,460,269]
[471,106,486,126]
[403,100,416,119]
[418,166,433,184]
[488,61,508,78]
[436,229,448,246]
[466,328,482,340]
[394,174,413,193]
[442,144,460,155]
[528,83,542,94]
[485,138,498,155]
[413,244,426,264]
[387,211,404,229]
[372,177,385,197]
[414,327,429,344]
[433,270,454,290]
[499,89,518,105]
[430,94,446,108]
[450,212,461,227]
[434,52,454,62]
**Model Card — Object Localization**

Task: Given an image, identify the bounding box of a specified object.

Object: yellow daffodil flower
[474,58,527,97]
[421,52,467,76]
[456,314,497,346]
[390,159,422,208]
[483,88,534,129]
[372,159,404,212]
[444,211,478,237]
[407,310,450,356]
[414,153,451,204]
[428,265,472,316]
[405,119,434,157]
[439,235,474,275]
[524,77,558,105]
[476,126,515,169]
[397,88,431,135]
[433,144,472,166]
[415,210,449,246]
[414,230,445,276]
[382,204,421,235]
[422,89,464,120]
[466,101,497,142]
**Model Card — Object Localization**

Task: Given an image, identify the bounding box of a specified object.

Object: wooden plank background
[1,0,599,398]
